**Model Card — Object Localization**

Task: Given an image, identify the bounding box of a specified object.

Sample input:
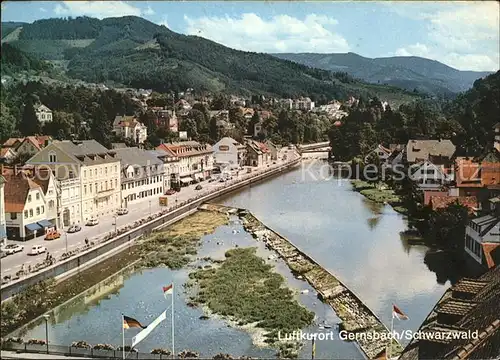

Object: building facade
[35,104,53,123]
[114,147,165,208]
[213,137,247,170]
[4,171,51,241]
[157,141,214,186]
[27,140,121,226]
[113,116,148,144]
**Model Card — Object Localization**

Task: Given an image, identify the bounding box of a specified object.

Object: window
[84,170,87,178]
[94,169,97,176]
[115,179,117,188]
[11,212,17,220]
[29,209,33,217]
[36,207,40,215]
[28,195,32,202]
[115,165,117,172]
[90,184,93,193]
[24,210,28,218]
[105,167,108,175]
[84,185,87,195]
[49,151,57,162]
[49,200,54,209]
[36,193,40,200]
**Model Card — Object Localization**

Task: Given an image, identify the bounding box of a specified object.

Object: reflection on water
[16,219,362,359]
[219,160,450,342]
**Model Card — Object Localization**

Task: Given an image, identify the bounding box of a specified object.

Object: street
[1,148,299,280]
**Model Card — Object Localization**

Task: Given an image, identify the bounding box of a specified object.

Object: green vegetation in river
[189,247,315,345]
[140,211,229,269]
[351,180,408,215]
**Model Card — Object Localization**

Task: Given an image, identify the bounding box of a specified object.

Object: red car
[165,189,176,195]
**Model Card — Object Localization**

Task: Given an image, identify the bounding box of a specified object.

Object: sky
[1,1,499,72]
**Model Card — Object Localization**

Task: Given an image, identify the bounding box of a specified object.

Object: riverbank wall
[1,158,301,302]
[200,203,401,360]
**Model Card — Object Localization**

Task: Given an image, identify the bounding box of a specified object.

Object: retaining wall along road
[1,158,301,301]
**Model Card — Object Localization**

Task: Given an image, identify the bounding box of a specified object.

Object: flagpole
[171,283,175,359]
[389,306,394,360]
[122,314,125,360]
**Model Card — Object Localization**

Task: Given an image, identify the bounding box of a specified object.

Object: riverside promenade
[1,149,301,299]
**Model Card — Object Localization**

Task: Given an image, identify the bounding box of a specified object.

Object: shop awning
[180,178,192,184]
[37,220,53,228]
[194,173,204,180]
[25,223,43,232]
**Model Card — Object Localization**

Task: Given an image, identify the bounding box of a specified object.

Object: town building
[113,115,148,144]
[265,141,279,161]
[213,137,247,170]
[147,148,180,192]
[293,97,315,111]
[410,160,452,189]
[151,108,179,133]
[464,215,500,271]
[35,104,52,123]
[15,136,52,157]
[405,139,456,164]
[26,140,121,226]
[0,175,5,244]
[399,266,500,360]
[114,147,165,208]
[157,141,214,186]
[0,147,16,164]
[253,121,266,138]
[364,144,392,164]
[246,140,271,167]
[3,171,52,241]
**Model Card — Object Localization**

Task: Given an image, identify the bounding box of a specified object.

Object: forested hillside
[2,16,420,104]
[329,71,500,160]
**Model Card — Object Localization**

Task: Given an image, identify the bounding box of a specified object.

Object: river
[16,160,450,358]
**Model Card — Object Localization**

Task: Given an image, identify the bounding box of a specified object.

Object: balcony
[58,178,79,188]
[95,187,116,199]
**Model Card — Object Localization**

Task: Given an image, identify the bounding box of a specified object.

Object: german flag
[123,315,145,329]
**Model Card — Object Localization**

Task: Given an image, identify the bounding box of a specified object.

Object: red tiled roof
[424,190,449,206]
[482,243,500,269]
[4,172,41,213]
[429,195,478,213]
[455,157,482,188]
[2,137,23,147]
[480,161,500,187]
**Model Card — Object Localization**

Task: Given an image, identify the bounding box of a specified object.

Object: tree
[426,203,469,250]
[248,112,260,136]
[19,97,41,136]
[209,116,218,142]
[0,102,17,141]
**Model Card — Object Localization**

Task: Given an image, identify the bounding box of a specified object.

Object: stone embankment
[200,204,401,359]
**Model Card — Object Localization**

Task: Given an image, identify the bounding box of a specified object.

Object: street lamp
[114,215,117,233]
[42,314,50,354]
[64,231,68,254]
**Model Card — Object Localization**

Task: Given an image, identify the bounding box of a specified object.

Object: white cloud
[53,1,142,19]
[40,7,47,13]
[392,2,499,71]
[143,6,155,16]
[183,13,349,53]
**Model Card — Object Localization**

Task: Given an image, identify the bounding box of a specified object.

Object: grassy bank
[140,211,229,269]
[189,247,314,347]
[351,180,408,215]
[1,246,140,337]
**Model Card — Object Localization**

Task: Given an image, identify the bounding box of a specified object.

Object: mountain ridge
[2,16,420,105]
[271,52,492,95]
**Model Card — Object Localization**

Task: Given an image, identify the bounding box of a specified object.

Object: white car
[2,244,24,255]
[30,245,47,255]
[117,208,129,216]
[86,218,99,226]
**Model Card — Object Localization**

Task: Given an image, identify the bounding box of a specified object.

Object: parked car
[45,231,61,241]
[1,251,7,258]
[29,245,47,255]
[86,218,99,226]
[195,185,203,190]
[165,189,176,195]
[3,244,24,255]
[117,208,129,215]
[67,225,81,233]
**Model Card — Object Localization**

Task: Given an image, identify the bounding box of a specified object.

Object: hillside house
[35,104,52,123]
[410,160,451,189]
[113,115,148,144]
[464,215,500,271]
[405,139,456,165]
[213,137,247,170]
[246,140,271,167]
